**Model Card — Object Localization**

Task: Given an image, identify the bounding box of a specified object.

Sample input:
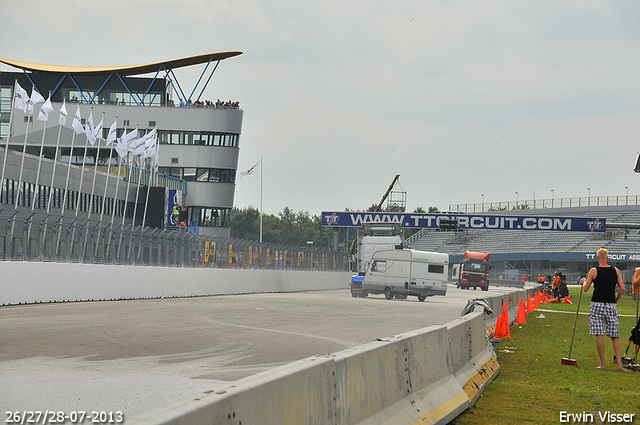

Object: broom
[561,281,584,366]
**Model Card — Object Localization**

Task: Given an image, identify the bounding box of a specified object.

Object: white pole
[31,91,52,210]
[74,107,93,216]
[0,78,17,204]
[120,125,138,227]
[14,85,36,209]
[87,111,105,218]
[46,99,66,213]
[117,125,138,262]
[260,157,263,243]
[141,126,157,229]
[131,129,147,227]
[100,116,117,222]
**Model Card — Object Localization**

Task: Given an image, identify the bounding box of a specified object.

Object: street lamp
[587,187,591,206]
[551,189,554,207]
[515,191,519,206]
[481,193,484,211]
[624,186,629,205]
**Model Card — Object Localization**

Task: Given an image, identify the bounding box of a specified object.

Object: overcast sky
[2,1,640,216]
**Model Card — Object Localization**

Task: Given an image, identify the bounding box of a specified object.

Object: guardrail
[0,209,349,271]
[449,195,639,213]
[128,287,538,425]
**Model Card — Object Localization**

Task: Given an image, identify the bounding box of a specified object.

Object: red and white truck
[458,251,490,291]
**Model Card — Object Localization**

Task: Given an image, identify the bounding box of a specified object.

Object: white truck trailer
[351,249,449,302]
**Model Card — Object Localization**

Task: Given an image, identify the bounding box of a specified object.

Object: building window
[158,130,239,147]
[158,167,235,183]
[188,206,232,227]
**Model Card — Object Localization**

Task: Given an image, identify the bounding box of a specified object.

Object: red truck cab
[459,251,490,291]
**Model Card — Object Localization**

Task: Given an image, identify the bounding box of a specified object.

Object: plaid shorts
[589,302,619,338]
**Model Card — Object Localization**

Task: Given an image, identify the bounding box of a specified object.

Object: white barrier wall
[0,262,352,305]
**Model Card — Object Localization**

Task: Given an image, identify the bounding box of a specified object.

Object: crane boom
[375,174,400,212]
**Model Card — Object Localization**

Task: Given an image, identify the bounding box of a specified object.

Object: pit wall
[129,287,539,425]
[0,261,352,305]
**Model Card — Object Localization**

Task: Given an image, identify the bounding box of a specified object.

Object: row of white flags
[13,81,159,171]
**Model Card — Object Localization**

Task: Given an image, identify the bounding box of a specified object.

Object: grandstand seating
[407,206,640,255]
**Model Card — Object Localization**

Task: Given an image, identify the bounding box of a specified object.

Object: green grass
[451,289,640,425]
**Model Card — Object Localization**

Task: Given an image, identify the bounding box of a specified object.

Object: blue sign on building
[321,211,606,233]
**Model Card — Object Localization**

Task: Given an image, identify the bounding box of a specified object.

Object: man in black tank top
[583,248,625,371]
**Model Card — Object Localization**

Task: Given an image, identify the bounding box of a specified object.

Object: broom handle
[567,284,584,359]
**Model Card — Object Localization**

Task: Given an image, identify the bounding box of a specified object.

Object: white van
[353,249,449,302]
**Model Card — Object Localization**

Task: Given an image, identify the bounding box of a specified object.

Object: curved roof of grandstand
[407,204,640,257]
[0,51,243,76]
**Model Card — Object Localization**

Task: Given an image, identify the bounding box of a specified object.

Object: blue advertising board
[321,211,605,233]
[167,189,182,227]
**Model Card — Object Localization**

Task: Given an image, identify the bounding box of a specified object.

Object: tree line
[230,206,438,248]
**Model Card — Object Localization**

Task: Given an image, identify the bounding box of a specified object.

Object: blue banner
[321,211,606,232]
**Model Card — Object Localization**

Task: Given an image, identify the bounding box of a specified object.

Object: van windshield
[463,261,487,272]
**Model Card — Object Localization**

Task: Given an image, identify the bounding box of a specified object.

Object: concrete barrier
[0,261,352,305]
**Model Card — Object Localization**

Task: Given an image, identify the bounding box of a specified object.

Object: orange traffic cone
[526,293,534,313]
[563,296,573,304]
[516,298,526,324]
[493,302,511,339]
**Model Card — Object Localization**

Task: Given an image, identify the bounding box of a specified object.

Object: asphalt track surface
[0,285,517,421]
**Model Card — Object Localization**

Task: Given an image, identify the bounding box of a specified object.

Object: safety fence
[0,209,349,271]
[449,194,640,213]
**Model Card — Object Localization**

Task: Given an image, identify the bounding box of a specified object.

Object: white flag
[144,128,157,148]
[37,97,54,122]
[28,87,45,114]
[58,100,67,125]
[143,133,157,159]
[85,111,96,145]
[93,116,104,142]
[106,119,117,145]
[115,137,128,158]
[72,106,84,134]
[122,128,138,146]
[239,160,260,179]
[14,81,29,113]
[132,136,147,156]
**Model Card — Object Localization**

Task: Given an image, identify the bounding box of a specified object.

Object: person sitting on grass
[582,248,625,371]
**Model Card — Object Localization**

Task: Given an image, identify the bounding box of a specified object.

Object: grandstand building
[407,202,640,285]
[0,52,243,238]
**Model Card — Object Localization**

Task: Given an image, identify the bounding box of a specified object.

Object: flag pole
[117,125,138,262]
[100,116,117,222]
[141,126,157,229]
[55,123,78,260]
[87,111,105,219]
[83,111,104,260]
[45,98,67,262]
[95,116,117,262]
[69,107,94,261]
[260,157,263,243]
[31,91,52,211]
[0,79,18,203]
[129,129,148,264]
[107,120,126,263]
[120,125,138,227]
[131,128,148,227]
[74,107,93,215]
[14,85,36,209]
[46,98,66,213]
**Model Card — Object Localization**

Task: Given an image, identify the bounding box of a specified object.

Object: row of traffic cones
[494,291,542,339]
